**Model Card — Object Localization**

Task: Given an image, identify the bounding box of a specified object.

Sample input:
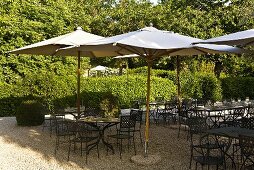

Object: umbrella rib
[117,44,145,58]
[161,48,184,56]
[243,40,254,47]
[192,47,210,55]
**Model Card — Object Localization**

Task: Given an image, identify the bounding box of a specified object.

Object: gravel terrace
[0,117,191,170]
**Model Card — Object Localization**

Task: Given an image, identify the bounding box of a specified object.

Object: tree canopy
[0,0,253,85]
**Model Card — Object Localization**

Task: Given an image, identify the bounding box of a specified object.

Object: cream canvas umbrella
[58,26,243,156]
[90,65,108,71]
[9,27,104,117]
[195,29,254,47]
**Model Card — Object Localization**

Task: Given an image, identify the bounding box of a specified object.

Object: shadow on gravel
[0,117,192,170]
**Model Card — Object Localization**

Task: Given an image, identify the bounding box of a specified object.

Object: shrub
[221,77,254,100]
[99,92,120,118]
[180,72,222,102]
[16,100,45,126]
[81,75,176,108]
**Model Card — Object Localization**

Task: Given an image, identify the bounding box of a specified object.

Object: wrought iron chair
[43,108,65,137]
[193,134,231,170]
[239,135,254,169]
[54,119,75,155]
[68,121,100,164]
[187,116,209,169]
[130,109,143,145]
[233,117,254,165]
[108,115,136,159]
[157,101,177,125]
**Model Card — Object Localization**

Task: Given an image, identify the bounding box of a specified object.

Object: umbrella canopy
[195,29,254,47]
[9,27,104,56]
[90,65,108,71]
[9,27,104,118]
[58,27,242,57]
[58,26,243,156]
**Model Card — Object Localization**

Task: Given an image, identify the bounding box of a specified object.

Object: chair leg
[178,124,181,138]
[128,138,130,151]
[133,136,136,155]
[80,142,83,157]
[85,142,88,164]
[49,119,53,137]
[139,131,143,146]
[189,148,193,169]
[55,136,59,155]
[97,144,100,158]
[67,139,71,161]
[120,139,123,159]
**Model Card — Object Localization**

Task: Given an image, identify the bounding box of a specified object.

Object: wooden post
[176,56,182,116]
[144,57,152,157]
[77,51,81,118]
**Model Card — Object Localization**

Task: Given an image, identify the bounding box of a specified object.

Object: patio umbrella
[195,29,254,47]
[9,27,104,117]
[58,26,243,156]
[90,65,108,71]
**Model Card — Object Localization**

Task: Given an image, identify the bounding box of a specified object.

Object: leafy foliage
[0,0,253,117]
[221,77,254,100]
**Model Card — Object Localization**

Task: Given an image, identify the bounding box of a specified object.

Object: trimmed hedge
[16,100,45,126]
[221,77,254,100]
[2,68,253,117]
[180,72,222,102]
[81,75,177,108]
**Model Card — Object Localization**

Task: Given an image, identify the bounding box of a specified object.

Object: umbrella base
[130,154,161,166]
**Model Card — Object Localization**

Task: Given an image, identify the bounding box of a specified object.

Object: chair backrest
[187,117,208,136]
[197,134,231,161]
[233,107,245,117]
[247,105,254,117]
[130,109,142,123]
[55,119,74,135]
[75,121,100,138]
[239,135,254,158]
[120,115,136,130]
[241,117,254,129]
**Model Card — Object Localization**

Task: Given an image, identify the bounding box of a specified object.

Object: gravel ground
[0,117,191,170]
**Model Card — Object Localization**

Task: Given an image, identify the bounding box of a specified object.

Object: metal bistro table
[206,127,254,169]
[192,105,244,129]
[79,117,120,154]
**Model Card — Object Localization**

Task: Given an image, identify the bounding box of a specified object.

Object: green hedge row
[180,72,222,102]
[80,75,176,108]
[0,73,177,116]
[1,69,253,117]
[221,77,254,100]
[128,68,222,102]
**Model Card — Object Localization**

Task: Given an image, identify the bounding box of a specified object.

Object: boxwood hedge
[1,69,253,117]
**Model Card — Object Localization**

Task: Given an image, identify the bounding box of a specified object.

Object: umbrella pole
[77,51,81,118]
[144,58,152,157]
[176,56,182,116]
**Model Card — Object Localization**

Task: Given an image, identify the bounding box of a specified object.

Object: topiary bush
[16,100,45,126]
